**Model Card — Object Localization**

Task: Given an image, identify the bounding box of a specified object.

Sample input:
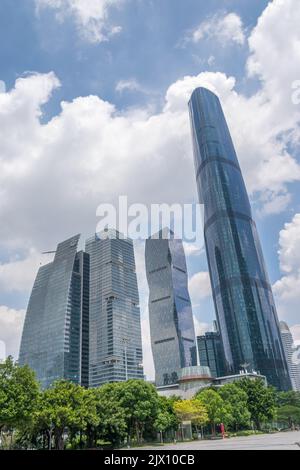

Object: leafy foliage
[236,378,276,429]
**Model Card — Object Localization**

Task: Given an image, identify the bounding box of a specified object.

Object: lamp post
[122,337,130,381]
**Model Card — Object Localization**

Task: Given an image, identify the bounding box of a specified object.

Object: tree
[218,383,251,431]
[115,380,160,444]
[196,389,231,435]
[154,396,178,441]
[237,378,276,430]
[87,383,127,448]
[174,399,207,425]
[35,380,95,450]
[173,398,208,439]
[0,357,39,448]
[276,405,300,428]
[276,390,300,408]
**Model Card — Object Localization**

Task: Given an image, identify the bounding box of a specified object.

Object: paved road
[134,431,300,450]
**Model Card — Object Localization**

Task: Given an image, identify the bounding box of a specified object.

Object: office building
[19,235,89,388]
[280,321,300,391]
[188,87,291,390]
[86,229,144,387]
[197,330,226,378]
[145,230,197,387]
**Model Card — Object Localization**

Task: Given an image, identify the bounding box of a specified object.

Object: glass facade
[280,322,300,391]
[85,229,144,387]
[197,332,226,378]
[189,87,291,390]
[145,231,197,387]
[19,235,90,389]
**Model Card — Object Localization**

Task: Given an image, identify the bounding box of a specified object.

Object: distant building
[157,367,267,399]
[19,235,89,388]
[189,86,291,391]
[157,365,212,399]
[197,329,226,378]
[85,229,144,387]
[213,371,267,387]
[145,230,197,387]
[280,321,300,391]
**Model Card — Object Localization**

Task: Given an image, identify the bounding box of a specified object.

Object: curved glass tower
[189,87,291,390]
[19,235,90,389]
[145,230,197,387]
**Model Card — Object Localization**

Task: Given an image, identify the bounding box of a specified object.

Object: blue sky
[0,0,300,378]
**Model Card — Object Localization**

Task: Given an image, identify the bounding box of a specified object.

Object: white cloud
[0,306,25,359]
[259,190,292,216]
[273,214,300,326]
[0,249,52,293]
[189,271,212,305]
[191,12,245,46]
[193,317,213,337]
[290,325,300,345]
[35,0,124,43]
[183,242,203,257]
[116,79,143,94]
[0,80,5,93]
[278,214,300,273]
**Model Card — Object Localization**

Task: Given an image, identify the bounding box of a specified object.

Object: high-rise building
[85,229,144,387]
[197,330,226,378]
[19,235,90,388]
[145,231,197,387]
[189,87,291,390]
[280,322,300,391]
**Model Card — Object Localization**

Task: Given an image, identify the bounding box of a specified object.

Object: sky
[0,0,300,379]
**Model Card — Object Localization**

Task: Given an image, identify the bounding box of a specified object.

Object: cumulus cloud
[291,325,300,345]
[190,12,245,46]
[0,306,25,359]
[193,317,213,337]
[183,242,203,257]
[35,0,124,43]
[189,271,212,305]
[273,214,300,326]
[0,249,52,293]
[0,80,5,93]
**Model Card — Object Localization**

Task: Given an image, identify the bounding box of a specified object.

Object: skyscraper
[19,235,90,389]
[189,87,291,390]
[145,231,197,387]
[280,322,300,391]
[197,330,226,378]
[85,229,144,387]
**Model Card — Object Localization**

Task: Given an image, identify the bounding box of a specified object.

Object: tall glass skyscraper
[189,87,291,390]
[145,231,197,387]
[280,322,300,391]
[85,229,144,387]
[19,235,90,388]
[197,331,226,378]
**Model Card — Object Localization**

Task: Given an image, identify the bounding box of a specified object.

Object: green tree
[155,396,178,437]
[276,405,300,428]
[115,380,160,444]
[0,357,39,448]
[237,378,276,430]
[173,399,208,426]
[87,383,127,448]
[196,389,231,435]
[218,383,251,431]
[35,380,95,450]
[276,390,300,408]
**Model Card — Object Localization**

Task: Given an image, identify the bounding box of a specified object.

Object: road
[134,431,300,450]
